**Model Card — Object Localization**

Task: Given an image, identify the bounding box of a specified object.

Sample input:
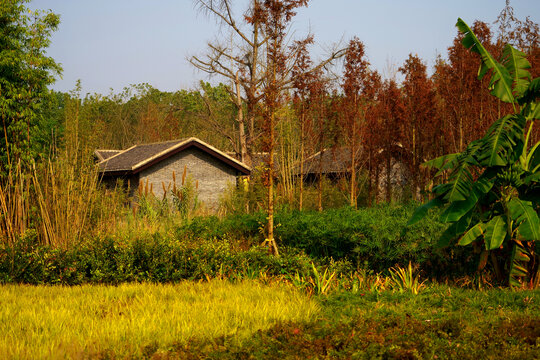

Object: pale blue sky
[29,0,540,95]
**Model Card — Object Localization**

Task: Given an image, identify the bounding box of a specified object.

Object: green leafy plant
[309,262,336,295]
[409,18,540,288]
[389,262,426,295]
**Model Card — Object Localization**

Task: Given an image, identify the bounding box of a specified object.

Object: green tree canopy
[0,0,62,171]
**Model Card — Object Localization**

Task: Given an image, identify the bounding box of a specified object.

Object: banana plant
[409,19,540,288]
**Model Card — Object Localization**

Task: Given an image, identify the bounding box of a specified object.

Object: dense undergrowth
[1,204,481,285]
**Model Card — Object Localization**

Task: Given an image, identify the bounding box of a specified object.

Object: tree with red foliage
[399,54,439,199]
[360,70,382,205]
[433,21,501,154]
[341,37,370,208]
[291,36,316,210]
[373,79,406,203]
[259,0,313,254]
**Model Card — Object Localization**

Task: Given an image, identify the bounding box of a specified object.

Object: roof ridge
[98,144,137,164]
[130,138,192,170]
[134,138,185,146]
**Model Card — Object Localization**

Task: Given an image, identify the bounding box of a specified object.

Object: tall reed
[0,157,125,248]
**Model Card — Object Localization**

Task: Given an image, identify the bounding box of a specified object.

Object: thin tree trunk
[318,148,324,212]
[235,72,249,165]
[268,107,278,256]
[350,132,356,208]
[412,126,417,201]
[385,151,392,203]
[299,110,305,210]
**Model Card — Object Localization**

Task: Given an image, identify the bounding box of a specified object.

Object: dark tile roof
[226,152,280,172]
[94,149,122,161]
[294,147,359,175]
[98,139,185,172]
[98,137,251,175]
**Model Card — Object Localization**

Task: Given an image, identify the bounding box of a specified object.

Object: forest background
[0,0,539,269]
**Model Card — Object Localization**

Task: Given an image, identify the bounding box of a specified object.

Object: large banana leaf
[437,210,473,248]
[477,114,525,166]
[508,198,540,241]
[519,78,540,120]
[501,44,531,98]
[509,242,531,288]
[456,18,515,103]
[484,215,507,250]
[407,197,444,226]
[458,222,484,246]
[439,175,493,223]
[445,165,474,202]
[422,153,460,177]
[517,76,540,106]
[520,141,540,173]
[443,141,483,202]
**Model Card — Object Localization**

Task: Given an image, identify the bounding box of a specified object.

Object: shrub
[175,203,476,278]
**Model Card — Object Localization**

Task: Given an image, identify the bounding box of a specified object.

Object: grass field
[1,281,539,359]
[189,286,540,359]
[0,280,319,359]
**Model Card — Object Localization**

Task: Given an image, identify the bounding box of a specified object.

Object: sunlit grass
[0,280,319,359]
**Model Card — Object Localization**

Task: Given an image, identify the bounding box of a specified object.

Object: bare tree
[190,0,345,166]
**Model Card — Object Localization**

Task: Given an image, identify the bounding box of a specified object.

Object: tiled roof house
[96,137,251,208]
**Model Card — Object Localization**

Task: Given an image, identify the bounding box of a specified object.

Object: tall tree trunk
[318,148,324,212]
[350,135,356,208]
[235,72,249,165]
[299,110,305,210]
[412,125,417,201]
[385,151,392,203]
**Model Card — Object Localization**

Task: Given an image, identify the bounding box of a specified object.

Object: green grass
[179,286,540,359]
[0,280,319,359]
[2,281,539,359]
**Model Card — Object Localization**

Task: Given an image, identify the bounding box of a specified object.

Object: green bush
[178,203,476,277]
[0,203,480,284]
[0,232,314,285]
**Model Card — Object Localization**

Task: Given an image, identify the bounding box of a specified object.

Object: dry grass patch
[0,280,319,359]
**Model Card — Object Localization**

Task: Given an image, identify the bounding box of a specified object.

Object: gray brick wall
[139,148,237,208]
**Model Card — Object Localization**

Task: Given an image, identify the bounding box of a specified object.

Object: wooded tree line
[2,1,538,206]
[23,2,536,205]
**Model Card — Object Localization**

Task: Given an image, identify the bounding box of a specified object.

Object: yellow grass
[0,280,319,359]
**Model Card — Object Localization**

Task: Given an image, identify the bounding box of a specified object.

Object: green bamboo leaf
[456,18,515,103]
[484,215,507,250]
[508,199,540,241]
[458,222,484,246]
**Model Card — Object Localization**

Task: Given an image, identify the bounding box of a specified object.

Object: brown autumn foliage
[399,54,439,198]
[25,1,537,210]
[341,37,370,207]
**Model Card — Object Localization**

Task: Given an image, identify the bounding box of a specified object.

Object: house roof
[294,147,360,176]
[98,137,251,176]
[94,149,122,162]
[293,143,423,176]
